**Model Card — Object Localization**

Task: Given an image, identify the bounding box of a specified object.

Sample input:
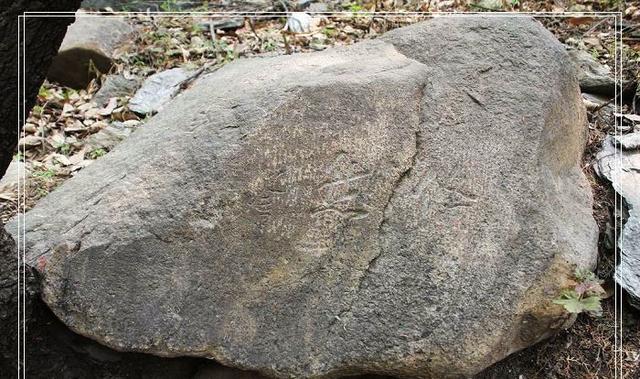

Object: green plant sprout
[160,0,178,12]
[33,168,56,180]
[38,85,50,98]
[553,268,605,317]
[88,148,107,159]
[347,3,364,12]
[58,143,72,156]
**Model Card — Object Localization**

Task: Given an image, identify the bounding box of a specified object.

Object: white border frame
[15,9,624,379]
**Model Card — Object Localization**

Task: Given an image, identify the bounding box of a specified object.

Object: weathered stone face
[597,133,640,309]
[8,17,598,378]
[47,11,133,88]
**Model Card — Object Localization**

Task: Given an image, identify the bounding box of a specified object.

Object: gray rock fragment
[128,68,191,115]
[567,48,616,95]
[47,11,134,89]
[0,160,28,194]
[596,133,640,308]
[93,74,142,107]
[208,18,245,31]
[307,3,328,12]
[614,132,640,150]
[581,92,610,111]
[85,122,137,151]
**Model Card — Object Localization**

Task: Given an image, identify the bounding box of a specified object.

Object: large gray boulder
[8,17,597,378]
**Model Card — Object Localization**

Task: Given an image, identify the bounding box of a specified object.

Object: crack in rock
[331,85,425,329]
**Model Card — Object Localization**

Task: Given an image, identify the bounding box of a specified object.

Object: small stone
[128,68,192,115]
[582,37,602,50]
[23,123,37,133]
[568,3,588,11]
[0,161,28,193]
[307,3,329,12]
[285,12,313,33]
[207,18,245,31]
[18,136,44,149]
[296,0,314,8]
[310,33,328,51]
[581,92,609,110]
[85,122,135,151]
[567,47,628,96]
[614,132,640,150]
[93,74,142,107]
[564,37,579,47]
[477,0,503,10]
[625,6,638,16]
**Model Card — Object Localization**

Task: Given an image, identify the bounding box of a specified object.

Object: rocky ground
[1,0,639,378]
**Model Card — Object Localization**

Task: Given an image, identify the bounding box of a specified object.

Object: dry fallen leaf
[50,153,72,166]
[68,148,87,166]
[567,17,595,26]
[99,97,119,116]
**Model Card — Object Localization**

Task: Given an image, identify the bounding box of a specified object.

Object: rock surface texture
[93,73,142,107]
[47,11,133,88]
[9,17,598,378]
[596,132,640,308]
[567,48,617,96]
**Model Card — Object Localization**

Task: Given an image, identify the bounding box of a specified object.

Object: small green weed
[261,40,276,52]
[58,143,72,156]
[160,0,178,12]
[347,3,364,12]
[322,27,337,38]
[88,148,107,159]
[38,85,50,98]
[32,168,56,180]
[553,268,605,317]
[62,88,78,101]
[214,39,236,63]
[35,187,49,198]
